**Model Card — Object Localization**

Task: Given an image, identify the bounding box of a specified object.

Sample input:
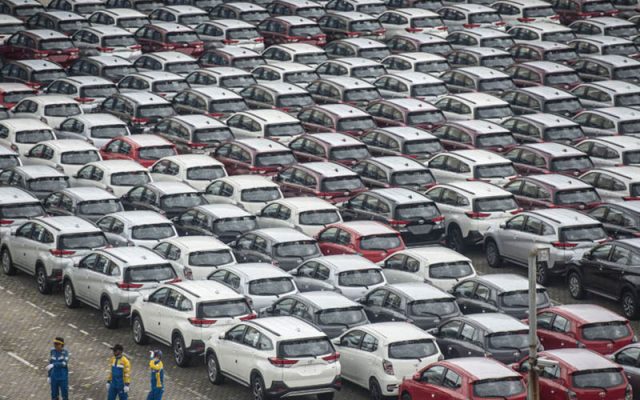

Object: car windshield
[550,156,593,172]
[295,52,328,65]
[317,306,366,326]
[16,129,54,143]
[482,37,515,49]
[545,126,584,141]
[560,224,607,242]
[131,223,175,240]
[404,139,443,155]
[199,299,250,317]
[61,150,100,165]
[233,56,265,70]
[298,7,324,19]
[179,14,208,25]
[330,145,370,161]
[395,202,439,220]
[410,299,457,317]
[411,84,448,99]
[474,378,525,397]
[33,70,67,84]
[350,19,382,32]
[160,193,205,209]
[103,35,136,47]
[213,216,257,234]
[344,88,379,102]
[125,263,176,282]
[220,75,256,89]
[488,331,529,349]
[0,155,19,170]
[545,98,582,115]
[469,11,500,23]
[119,17,149,29]
[153,80,189,93]
[290,24,322,36]
[607,26,638,37]
[81,85,117,98]
[104,66,138,80]
[0,202,44,219]
[78,199,122,215]
[189,250,234,266]
[546,49,578,63]
[352,65,387,79]
[392,170,435,186]
[582,322,631,341]
[40,39,74,51]
[249,277,295,295]
[616,93,640,107]
[266,123,304,137]
[138,105,175,118]
[166,32,200,43]
[59,232,107,249]
[255,151,296,167]
[277,93,314,108]
[476,133,515,148]
[166,62,198,74]
[241,187,281,202]
[186,166,226,180]
[475,196,518,212]
[620,120,640,134]
[429,261,473,279]
[275,241,319,257]
[28,177,68,192]
[573,369,624,389]
[45,104,81,117]
[299,210,340,225]
[523,5,555,17]
[556,189,600,205]
[211,99,248,114]
[227,27,260,40]
[111,171,150,186]
[338,117,376,132]
[475,106,512,119]
[546,72,580,86]
[360,234,401,250]
[321,176,364,192]
[475,163,516,179]
[193,128,233,144]
[360,48,391,60]
[3,91,34,103]
[388,339,438,359]
[284,71,319,84]
[138,146,176,160]
[623,150,640,165]
[338,268,384,287]
[416,61,450,74]
[278,337,333,358]
[412,16,443,28]
[501,289,549,307]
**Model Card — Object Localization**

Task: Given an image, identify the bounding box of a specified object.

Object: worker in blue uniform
[47,337,69,400]
[107,344,131,400]
[146,350,164,400]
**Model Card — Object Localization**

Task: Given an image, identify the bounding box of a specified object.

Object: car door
[452,280,476,314]
[83,254,110,307]
[499,214,527,261]
[219,324,247,379]
[160,289,190,341]
[360,288,388,322]
[434,319,463,359]
[23,223,55,274]
[234,326,264,382]
[601,244,631,296]
[466,283,498,314]
[614,346,640,394]
[232,233,257,263]
[257,203,295,229]
[536,311,575,350]
[142,287,170,338]
[9,222,36,270]
[580,243,613,293]
[335,329,365,382]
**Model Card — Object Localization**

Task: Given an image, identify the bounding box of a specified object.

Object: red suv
[535,304,635,355]
[504,143,593,177]
[0,83,37,108]
[258,16,326,47]
[506,61,582,90]
[100,134,178,168]
[432,119,516,153]
[0,29,79,67]
[316,221,405,262]
[550,0,619,24]
[365,98,446,131]
[135,23,204,57]
[504,174,602,210]
[400,357,527,400]
[297,104,377,136]
[288,132,370,166]
[213,138,296,176]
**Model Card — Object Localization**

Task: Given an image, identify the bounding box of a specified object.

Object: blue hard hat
[154,350,162,358]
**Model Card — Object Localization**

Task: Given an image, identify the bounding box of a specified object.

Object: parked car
[426,149,517,186]
[43,187,122,222]
[504,174,601,210]
[576,136,640,167]
[71,160,151,197]
[289,132,370,167]
[173,204,257,243]
[257,197,342,236]
[203,175,283,214]
[588,201,640,238]
[150,154,226,191]
[432,119,516,152]
[96,210,178,248]
[360,126,443,160]
[581,166,640,202]
[0,165,69,199]
[501,113,585,144]
[152,236,236,280]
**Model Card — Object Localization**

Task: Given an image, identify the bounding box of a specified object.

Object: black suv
[588,202,640,239]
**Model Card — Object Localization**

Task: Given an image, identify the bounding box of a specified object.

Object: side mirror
[583,252,593,260]
[499,222,506,229]
[142,295,148,302]
[412,372,421,382]
[218,334,225,340]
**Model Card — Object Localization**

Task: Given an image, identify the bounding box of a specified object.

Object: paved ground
[0,248,636,400]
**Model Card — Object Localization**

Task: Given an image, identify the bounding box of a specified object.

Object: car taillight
[34,50,48,58]
[207,112,225,118]
[389,219,409,228]
[223,39,239,44]
[623,196,640,201]
[511,208,524,214]
[188,142,208,149]
[131,117,149,125]
[405,27,423,33]
[0,219,13,225]
[268,357,298,367]
[375,29,385,36]
[517,17,535,22]
[130,44,142,50]
[26,82,41,89]
[382,359,394,375]
[49,249,76,257]
[552,241,578,248]
[550,15,560,20]
[168,277,182,284]
[249,166,271,174]
[465,211,490,219]
[436,26,448,31]
[116,282,144,290]
[322,352,340,363]
[494,21,506,26]
[346,32,360,37]
[254,37,264,43]
[98,47,114,53]
[74,97,95,104]
[463,23,480,28]
[432,215,445,223]
[194,41,204,48]
[240,313,257,321]
[188,317,216,327]
[285,36,300,42]
[162,44,175,50]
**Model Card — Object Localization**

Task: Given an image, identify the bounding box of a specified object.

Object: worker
[146,350,164,400]
[107,344,131,400]
[47,337,69,400]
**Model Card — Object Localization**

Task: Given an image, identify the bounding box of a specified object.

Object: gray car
[0,166,69,200]
[607,343,640,399]
[43,187,123,222]
[260,291,369,338]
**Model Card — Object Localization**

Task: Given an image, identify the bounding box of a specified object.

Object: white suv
[426,149,518,186]
[23,139,101,176]
[205,316,341,400]
[257,197,342,236]
[131,280,255,367]
[575,136,640,168]
[0,118,56,156]
[225,109,305,144]
[580,166,640,202]
[71,160,152,197]
[204,175,283,214]
[63,246,178,328]
[96,210,178,248]
[1,216,108,294]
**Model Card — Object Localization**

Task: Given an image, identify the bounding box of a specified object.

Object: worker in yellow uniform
[146,350,164,400]
[107,344,131,400]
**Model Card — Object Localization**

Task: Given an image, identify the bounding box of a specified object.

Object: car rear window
[330,145,370,162]
[317,306,367,326]
[138,146,176,160]
[407,109,446,124]
[501,289,549,307]
[39,39,74,51]
[3,91,34,104]
[391,170,435,187]
[631,183,640,197]
[278,337,333,358]
[186,166,226,181]
[290,24,322,37]
[166,31,200,43]
[213,216,257,234]
[248,277,295,295]
[581,322,631,341]
[111,171,150,186]
[488,331,529,349]
[360,234,401,250]
[475,133,515,148]
[395,202,439,220]
[0,202,44,219]
[295,52,328,65]
[299,210,340,225]
[544,126,584,142]
[617,93,640,107]
[620,120,640,135]
[61,150,100,165]
[349,19,382,32]
[555,189,600,205]
[473,378,525,398]
[523,5,555,17]
[198,299,251,318]
[160,193,206,209]
[409,299,458,317]
[241,187,281,202]
[131,223,175,240]
[359,47,391,61]
[352,65,386,80]
[124,263,176,283]
[137,105,175,119]
[220,75,256,89]
[265,123,304,137]
[103,35,137,47]
[233,56,265,70]
[33,70,66,84]
[78,199,122,215]
[166,62,198,75]
[337,117,376,132]
[321,176,364,192]
[227,27,261,40]
[550,156,593,172]
[344,88,379,102]
[338,268,384,287]
[255,151,297,167]
[28,177,69,192]
[388,339,439,359]
[153,80,189,93]
[81,85,117,98]
[404,139,443,156]
[412,16,443,28]
[474,196,518,212]
[275,241,320,257]
[468,11,500,23]
[277,93,314,108]
[193,128,233,144]
[560,224,607,242]
[475,163,516,179]
[572,369,624,389]
[429,262,473,279]
[189,250,234,267]
[210,98,248,114]
[45,104,81,117]
[58,232,107,249]
[546,49,578,63]
[475,106,512,120]
[283,70,319,84]
[478,78,514,93]
[545,72,580,86]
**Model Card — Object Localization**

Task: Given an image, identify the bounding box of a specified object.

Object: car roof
[216,46,261,56]
[591,106,640,120]
[381,97,439,112]
[446,92,508,106]
[0,187,38,204]
[220,174,279,189]
[315,103,370,118]
[401,246,471,264]
[297,291,359,309]
[35,216,99,233]
[515,112,577,127]
[340,38,386,48]
[522,142,584,157]
[457,46,510,57]
[273,197,337,212]
[0,118,51,131]
[444,3,496,12]
[224,263,292,280]
[369,156,425,172]
[60,76,113,86]
[456,66,510,79]
[456,28,510,38]
[109,210,171,225]
[146,51,196,62]
[208,19,255,28]
[497,0,551,7]
[0,144,16,156]
[0,82,33,92]
[16,165,64,179]
[443,358,520,381]
[254,227,313,242]
[390,282,453,301]
[236,138,289,152]
[594,166,640,181]
[272,15,316,24]
[0,14,21,23]
[582,54,640,67]
[518,86,574,100]
[328,57,381,67]
[274,43,325,53]
[102,246,166,266]
[314,254,380,272]
[327,11,375,20]
[388,52,446,62]
[100,8,146,17]
[87,55,133,65]
[197,66,251,76]
[587,80,640,94]
[162,5,206,13]
[163,235,229,252]
[60,187,117,201]
[147,181,198,195]
[194,203,252,218]
[171,114,227,129]
[336,220,398,235]
[149,22,193,32]
[542,349,619,371]
[476,273,543,291]
[223,2,265,11]
[302,161,357,177]
[84,25,131,35]
[123,133,171,146]
[248,316,325,339]
[449,149,510,164]
[321,76,375,89]
[41,139,95,152]
[522,61,574,73]
[309,132,363,147]
[90,159,147,173]
[465,313,528,333]
[242,109,299,123]
[519,40,571,51]
[14,60,62,70]
[437,181,512,197]
[170,280,242,300]
[254,81,308,94]
[550,304,627,325]
[26,29,68,40]
[526,208,598,225]
[574,35,633,45]
[526,174,592,190]
[377,126,438,140]
[133,71,184,81]
[448,119,509,134]
[191,86,242,99]
[260,62,315,72]
[27,95,79,105]
[360,322,436,343]
[118,92,169,105]
[370,187,430,204]
[518,22,572,33]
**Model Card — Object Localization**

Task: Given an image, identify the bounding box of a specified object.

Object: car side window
[616,347,640,367]
[591,243,613,261]
[443,370,461,389]
[537,312,554,330]
[366,289,387,306]
[506,215,526,231]
[149,287,170,304]
[242,326,261,348]
[421,365,445,384]
[383,291,402,310]
[438,320,462,339]
[340,330,364,348]
[225,324,246,343]
[454,281,475,298]
[551,315,570,333]
[360,334,378,352]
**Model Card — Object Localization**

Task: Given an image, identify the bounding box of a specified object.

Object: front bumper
[267,376,341,398]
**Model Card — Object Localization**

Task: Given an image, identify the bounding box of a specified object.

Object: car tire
[206,351,224,384]
[622,291,640,320]
[567,272,585,300]
[317,393,334,400]
[101,298,119,329]
[132,314,148,345]
[401,393,412,400]
[536,262,550,286]
[173,333,191,367]
[1,248,16,275]
[446,225,465,252]
[485,239,501,268]
[36,265,52,295]
[369,378,385,400]
[251,373,270,400]
[63,280,79,308]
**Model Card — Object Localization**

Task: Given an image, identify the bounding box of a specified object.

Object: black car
[173,204,257,243]
[567,238,640,319]
[121,181,207,219]
[588,201,640,239]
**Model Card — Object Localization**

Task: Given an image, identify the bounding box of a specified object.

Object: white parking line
[6,290,13,295]
[102,342,112,348]
[25,301,57,317]
[8,352,38,370]
[68,323,78,329]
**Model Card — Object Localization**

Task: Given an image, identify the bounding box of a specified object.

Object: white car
[373,72,446,102]
[426,149,518,186]
[208,263,298,311]
[131,280,255,366]
[88,8,150,33]
[173,203,257,243]
[186,67,258,92]
[575,136,640,168]
[1,216,108,294]
[150,154,227,191]
[0,143,21,171]
[251,62,319,86]
[0,187,45,238]
[195,19,264,52]
[381,52,450,77]
[292,255,386,300]
[226,109,305,144]
[205,316,341,400]
[257,197,342,236]
[71,160,152,197]
[56,113,131,149]
[491,0,560,27]
[335,322,442,398]
[0,118,56,156]
[380,246,476,291]
[262,43,328,67]
[149,5,208,28]
[379,8,447,39]
[11,95,83,129]
[204,175,283,214]
[433,92,513,122]
[44,76,118,113]
[0,14,23,45]
[132,51,199,76]
[72,26,141,60]
[96,210,178,248]
[22,139,101,176]
[153,235,237,280]
[62,246,178,328]
[316,58,386,83]
[580,166,640,202]
[117,71,189,99]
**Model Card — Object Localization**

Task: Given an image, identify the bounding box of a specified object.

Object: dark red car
[258,16,326,47]
[297,104,377,136]
[135,23,204,57]
[100,134,178,168]
[198,46,266,71]
[550,0,619,24]
[288,132,370,166]
[432,119,516,153]
[534,304,635,355]
[503,174,602,210]
[365,98,446,131]
[0,29,79,67]
[505,61,583,90]
[317,220,405,262]
[212,138,296,176]
[400,357,527,400]
[504,142,593,177]
[0,83,37,108]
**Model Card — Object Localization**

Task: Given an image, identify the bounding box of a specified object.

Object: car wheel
[369,378,384,400]
[251,374,270,400]
[1,248,15,275]
[173,334,191,367]
[317,393,334,400]
[63,280,79,308]
[401,393,412,400]
[567,272,585,299]
[622,291,640,320]
[536,263,549,286]
[36,265,52,295]
[132,315,148,345]
[485,239,501,268]
[446,225,465,252]
[206,351,224,384]
[101,298,119,329]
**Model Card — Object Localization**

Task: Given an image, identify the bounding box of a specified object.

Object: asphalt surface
[0,248,637,400]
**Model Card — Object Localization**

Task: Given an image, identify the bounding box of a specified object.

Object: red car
[213,138,296,176]
[0,83,37,108]
[297,104,377,136]
[100,134,178,168]
[316,220,405,262]
[0,29,79,67]
[504,174,602,211]
[288,132,370,167]
[432,119,517,153]
[513,348,631,400]
[504,142,593,177]
[258,16,326,47]
[550,0,619,24]
[365,98,446,131]
[399,357,527,400]
[535,304,635,355]
[135,23,204,57]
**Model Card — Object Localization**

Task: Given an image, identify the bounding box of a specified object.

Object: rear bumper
[267,376,341,398]
[185,339,205,356]
[400,226,445,245]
